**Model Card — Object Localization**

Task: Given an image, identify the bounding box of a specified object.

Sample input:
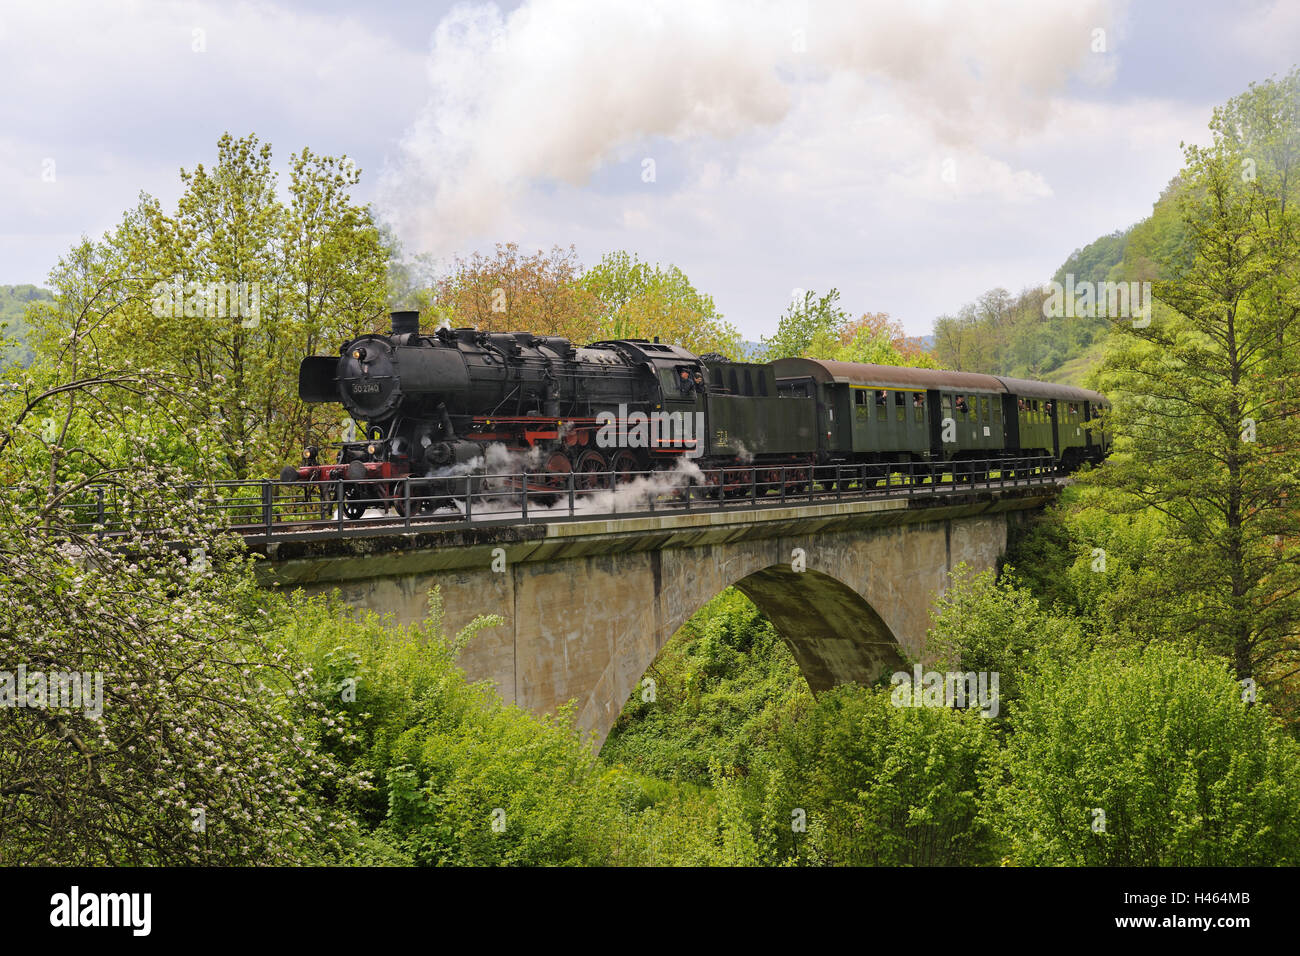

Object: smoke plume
[381,0,1121,247]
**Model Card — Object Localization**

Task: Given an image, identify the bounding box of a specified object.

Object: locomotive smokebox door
[299,356,339,403]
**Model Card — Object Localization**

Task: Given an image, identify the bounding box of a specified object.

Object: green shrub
[989,643,1300,865]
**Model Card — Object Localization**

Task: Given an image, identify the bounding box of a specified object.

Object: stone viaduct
[252,487,1054,747]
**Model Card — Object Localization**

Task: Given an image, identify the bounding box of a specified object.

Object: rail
[40,455,1066,544]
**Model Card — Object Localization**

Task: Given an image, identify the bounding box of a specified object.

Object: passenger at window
[955,395,968,414]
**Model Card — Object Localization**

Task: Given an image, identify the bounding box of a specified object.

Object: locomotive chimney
[390,310,420,336]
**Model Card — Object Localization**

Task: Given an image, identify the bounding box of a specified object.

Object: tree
[28,133,391,480]
[432,243,606,341]
[990,644,1300,865]
[0,323,362,864]
[749,685,1000,866]
[579,251,742,356]
[829,311,937,367]
[760,289,847,361]
[1086,70,1300,693]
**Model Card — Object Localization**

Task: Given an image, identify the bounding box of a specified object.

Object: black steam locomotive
[283,310,1109,516]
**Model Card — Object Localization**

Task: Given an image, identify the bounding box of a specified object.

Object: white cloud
[0,0,424,272]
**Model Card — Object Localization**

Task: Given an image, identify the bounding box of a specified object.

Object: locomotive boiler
[284,310,750,514]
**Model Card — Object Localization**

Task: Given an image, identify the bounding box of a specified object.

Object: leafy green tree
[432,242,607,342]
[927,563,1085,713]
[990,643,1300,865]
[279,591,661,866]
[747,685,1001,866]
[0,348,360,865]
[0,285,51,370]
[1007,484,1200,650]
[1086,69,1300,692]
[600,588,812,785]
[579,251,742,356]
[760,288,848,361]
[27,133,390,480]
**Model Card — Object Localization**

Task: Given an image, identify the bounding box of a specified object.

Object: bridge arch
[592,563,909,752]
[734,566,907,693]
[268,499,1030,748]
[575,542,915,745]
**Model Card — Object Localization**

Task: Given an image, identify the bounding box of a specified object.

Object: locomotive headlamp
[352,347,367,361]
[367,443,378,455]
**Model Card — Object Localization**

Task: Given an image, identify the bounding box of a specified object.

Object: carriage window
[895,390,905,422]
[981,397,990,421]
[875,389,888,406]
[877,391,888,420]
[955,394,969,416]
[942,395,953,419]
[855,389,867,419]
[992,401,1001,423]
[913,392,925,423]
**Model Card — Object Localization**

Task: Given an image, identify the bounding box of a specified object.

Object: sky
[1,0,1297,339]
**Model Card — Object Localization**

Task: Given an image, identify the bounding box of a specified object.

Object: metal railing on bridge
[44,455,1065,544]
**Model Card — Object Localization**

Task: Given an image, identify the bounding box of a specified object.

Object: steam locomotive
[282,310,1109,516]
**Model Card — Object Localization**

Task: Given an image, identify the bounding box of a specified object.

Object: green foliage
[927,563,1084,712]
[0,284,51,370]
[1085,68,1300,692]
[1007,484,1195,648]
[23,133,390,481]
[600,588,814,785]
[929,191,1184,381]
[276,591,655,865]
[990,643,1300,865]
[579,250,743,357]
[762,290,934,367]
[0,495,359,865]
[752,685,1001,866]
[932,284,1104,380]
[761,289,849,361]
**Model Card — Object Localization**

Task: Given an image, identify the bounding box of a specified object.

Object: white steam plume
[381,0,1121,248]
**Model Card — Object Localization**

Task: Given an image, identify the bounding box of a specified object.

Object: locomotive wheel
[572,449,608,491]
[391,482,436,517]
[609,450,642,484]
[530,453,572,505]
[342,482,371,519]
[542,452,572,485]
